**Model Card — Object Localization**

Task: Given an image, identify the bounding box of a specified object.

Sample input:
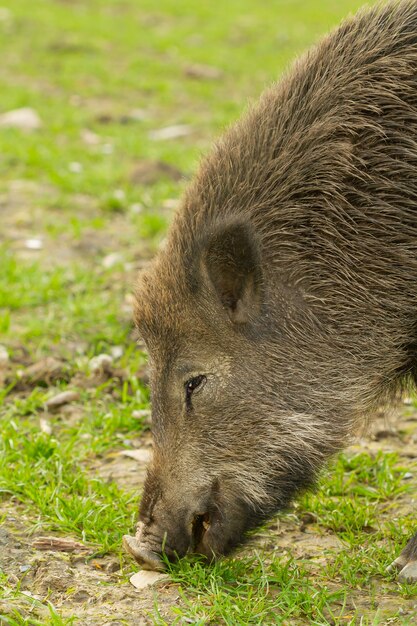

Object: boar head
[124,216,339,570]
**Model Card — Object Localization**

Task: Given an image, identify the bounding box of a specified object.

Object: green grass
[0,383,148,549]
[1,0,416,624]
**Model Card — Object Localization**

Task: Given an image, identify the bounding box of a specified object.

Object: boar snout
[123,487,214,569]
[123,529,165,571]
[124,476,252,569]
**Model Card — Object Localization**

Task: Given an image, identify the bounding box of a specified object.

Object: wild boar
[123,1,417,581]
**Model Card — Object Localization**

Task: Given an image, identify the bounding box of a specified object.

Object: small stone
[102,253,124,269]
[128,108,148,122]
[113,189,126,201]
[129,202,143,215]
[118,437,134,447]
[0,107,42,131]
[24,237,43,250]
[148,124,192,141]
[80,128,100,145]
[132,409,151,423]
[89,354,113,374]
[110,345,124,359]
[20,591,43,601]
[39,418,52,435]
[120,449,152,463]
[129,570,167,590]
[45,390,80,409]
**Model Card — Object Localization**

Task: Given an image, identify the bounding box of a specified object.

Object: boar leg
[389,532,417,582]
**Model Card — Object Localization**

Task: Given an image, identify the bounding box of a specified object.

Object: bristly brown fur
[132,1,417,565]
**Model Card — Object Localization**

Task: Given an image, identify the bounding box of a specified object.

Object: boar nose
[123,505,214,570]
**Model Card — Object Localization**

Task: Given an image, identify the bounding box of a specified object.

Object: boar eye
[185,375,206,407]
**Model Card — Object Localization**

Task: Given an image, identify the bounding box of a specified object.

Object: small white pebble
[113,189,126,201]
[102,253,123,269]
[120,449,152,463]
[89,353,113,373]
[129,202,143,215]
[0,107,42,131]
[20,590,43,601]
[80,128,100,145]
[39,418,52,435]
[130,570,167,590]
[24,238,43,250]
[110,345,124,359]
[148,124,192,141]
[132,409,151,423]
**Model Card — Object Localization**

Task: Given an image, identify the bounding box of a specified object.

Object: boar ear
[203,221,262,324]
